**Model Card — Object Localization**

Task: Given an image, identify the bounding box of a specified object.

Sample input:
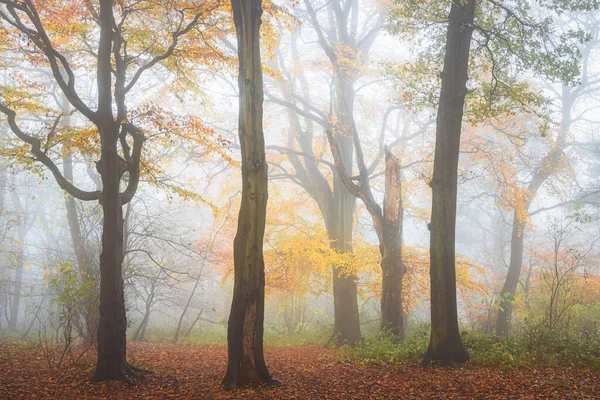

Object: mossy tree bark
[222,0,277,390]
[424,0,475,366]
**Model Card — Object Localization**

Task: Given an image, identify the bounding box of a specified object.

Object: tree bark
[380,151,404,339]
[91,0,131,382]
[91,119,129,381]
[327,128,361,345]
[222,0,276,390]
[424,0,475,366]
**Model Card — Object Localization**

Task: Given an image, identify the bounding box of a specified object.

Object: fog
[1,0,600,396]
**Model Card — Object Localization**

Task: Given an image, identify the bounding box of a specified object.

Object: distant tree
[222,0,278,390]
[496,12,600,336]
[267,0,395,344]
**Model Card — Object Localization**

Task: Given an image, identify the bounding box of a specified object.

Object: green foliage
[340,324,430,364]
[263,324,332,347]
[161,324,331,348]
[48,263,97,338]
[343,324,600,369]
[387,0,596,126]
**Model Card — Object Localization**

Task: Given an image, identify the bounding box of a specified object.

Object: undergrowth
[341,324,600,370]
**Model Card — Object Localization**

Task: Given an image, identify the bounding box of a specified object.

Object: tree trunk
[91,0,140,382]
[8,243,23,331]
[8,193,30,332]
[184,308,203,338]
[328,80,361,346]
[173,270,202,343]
[495,87,573,336]
[275,31,362,346]
[327,185,361,346]
[495,214,525,336]
[222,0,276,390]
[62,95,98,344]
[91,121,129,381]
[133,311,150,342]
[424,0,475,366]
[380,151,404,339]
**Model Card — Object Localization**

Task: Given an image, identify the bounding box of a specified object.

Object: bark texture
[424,0,475,366]
[91,0,132,382]
[380,151,404,338]
[222,0,276,390]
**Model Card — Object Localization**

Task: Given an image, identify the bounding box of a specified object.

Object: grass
[341,324,600,370]
[140,323,332,348]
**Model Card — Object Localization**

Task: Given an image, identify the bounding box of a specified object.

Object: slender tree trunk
[8,243,23,331]
[134,281,155,342]
[174,270,202,343]
[222,0,276,390]
[380,151,404,339]
[8,193,30,332]
[184,308,203,338]
[495,215,525,336]
[62,94,98,344]
[495,87,573,336]
[64,154,99,344]
[424,0,475,366]
[133,310,150,342]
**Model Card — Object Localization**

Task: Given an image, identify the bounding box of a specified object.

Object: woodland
[1,0,600,399]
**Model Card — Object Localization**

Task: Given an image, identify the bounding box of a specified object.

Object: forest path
[1,342,598,399]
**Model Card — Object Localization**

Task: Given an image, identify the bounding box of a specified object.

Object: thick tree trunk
[328,184,361,346]
[329,82,361,346]
[91,0,141,382]
[91,121,129,381]
[424,0,475,366]
[380,151,404,339]
[277,32,362,346]
[222,0,276,390]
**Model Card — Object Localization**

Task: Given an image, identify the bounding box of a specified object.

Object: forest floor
[1,342,599,399]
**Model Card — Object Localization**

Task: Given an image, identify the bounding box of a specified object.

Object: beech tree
[496,12,600,336]
[0,0,224,381]
[222,0,278,390]
[391,0,595,365]
[267,0,391,344]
